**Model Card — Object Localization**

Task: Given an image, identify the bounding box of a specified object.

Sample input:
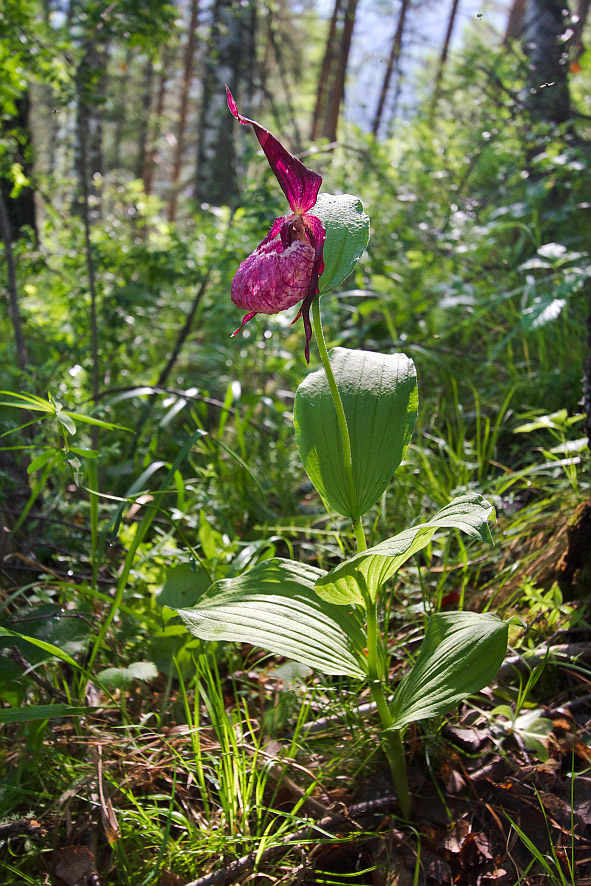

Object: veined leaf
[315,493,495,606]
[295,348,417,519]
[389,611,508,729]
[174,559,367,678]
[314,194,370,294]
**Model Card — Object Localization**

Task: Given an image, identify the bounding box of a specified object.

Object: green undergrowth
[1,29,591,886]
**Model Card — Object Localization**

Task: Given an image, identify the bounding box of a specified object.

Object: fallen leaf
[53,845,95,885]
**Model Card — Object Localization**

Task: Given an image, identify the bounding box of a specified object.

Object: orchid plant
[166,93,509,820]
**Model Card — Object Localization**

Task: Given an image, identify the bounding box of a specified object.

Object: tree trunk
[431,0,461,113]
[523,0,571,124]
[311,0,357,143]
[195,0,256,206]
[265,16,302,151]
[504,0,527,41]
[134,56,154,181]
[77,109,100,411]
[144,43,173,196]
[323,0,357,142]
[571,0,590,58]
[0,190,28,371]
[310,0,342,141]
[74,39,107,212]
[372,0,409,138]
[0,94,37,241]
[113,48,132,171]
[169,0,200,221]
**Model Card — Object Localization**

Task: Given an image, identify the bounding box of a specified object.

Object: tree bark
[431,0,461,113]
[322,0,357,142]
[75,72,100,412]
[265,16,302,151]
[311,0,357,143]
[310,0,342,141]
[583,280,591,489]
[504,0,527,42]
[168,0,200,221]
[74,39,107,213]
[113,48,132,171]
[195,0,256,206]
[134,57,154,182]
[372,0,409,137]
[523,0,571,124]
[0,190,28,371]
[571,0,590,58]
[144,43,173,196]
[0,94,37,241]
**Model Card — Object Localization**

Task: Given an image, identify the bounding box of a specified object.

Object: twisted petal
[227,87,322,214]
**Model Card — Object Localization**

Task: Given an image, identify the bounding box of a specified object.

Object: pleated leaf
[389,611,508,729]
[315,493,495,606]
[294,348,417,519]
[173,559,367,678]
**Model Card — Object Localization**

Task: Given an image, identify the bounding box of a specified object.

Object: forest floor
[1,615,590,886]
[2,483,591,886]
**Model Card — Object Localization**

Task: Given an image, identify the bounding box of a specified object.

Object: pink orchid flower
[227,88,325,362]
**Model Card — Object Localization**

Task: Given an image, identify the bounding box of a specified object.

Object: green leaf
[389,611,508,729]
[0,625,79,668]
[0,606,91,665]
[27,449,59,474]
[174,559,367,678]
[295,348,417,519]
[511,710,553,761]
[64,411,131,432]
[0,704,95,724]
[314,194,370,294]
[97,661,158,689]
[315,493,494,606]
[57,411,76,435]
[158,563,211,613]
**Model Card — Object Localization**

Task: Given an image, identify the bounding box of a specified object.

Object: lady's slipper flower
[227,88,325,362]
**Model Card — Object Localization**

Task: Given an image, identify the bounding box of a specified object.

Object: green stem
[312,298,409,814]
[87,458,99,593]
[311,297,366,550]
[366,596,411,819]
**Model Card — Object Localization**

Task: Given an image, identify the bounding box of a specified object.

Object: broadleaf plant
[313,194,370,294]
[173,559,367,678]
[167,98,508,822]
[314,492,494,606]
[294,348,417,519]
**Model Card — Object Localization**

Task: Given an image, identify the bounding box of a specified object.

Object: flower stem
[311,298,409,816]
[311,297,366,549]
[366,596,411,820]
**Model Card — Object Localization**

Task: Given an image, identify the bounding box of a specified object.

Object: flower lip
[226,86,322,214]
[228,89,326,363]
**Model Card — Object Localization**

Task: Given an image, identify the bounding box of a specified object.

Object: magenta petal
[227,87,321,213]
[303,213,326,287]
[231,311,258,337]
[301,296,314,364]
[232,235,316,315]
